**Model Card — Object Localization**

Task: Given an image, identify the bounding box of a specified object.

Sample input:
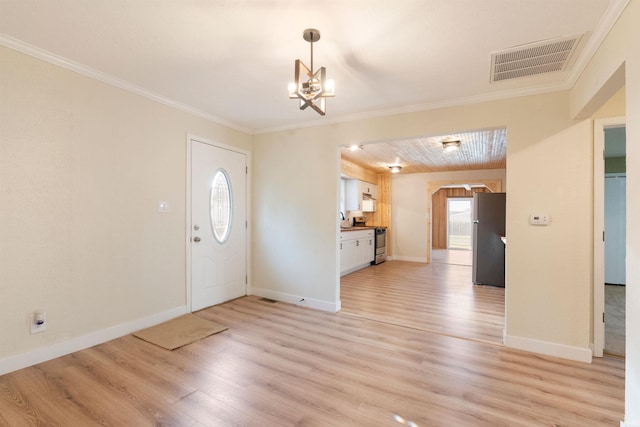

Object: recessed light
[389,165,402,173]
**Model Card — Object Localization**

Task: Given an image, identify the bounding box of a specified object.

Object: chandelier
[288,28,335,116]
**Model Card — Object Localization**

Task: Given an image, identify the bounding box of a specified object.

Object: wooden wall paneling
[377,173,392,255]
[432,189,447,249]
[340,157,378,184]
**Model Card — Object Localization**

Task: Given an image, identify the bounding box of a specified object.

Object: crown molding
[255,81,571,134]
[0,33,252,135]
[566,0,630,87]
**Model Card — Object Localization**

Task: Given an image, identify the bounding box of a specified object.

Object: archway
[426,179,502,263]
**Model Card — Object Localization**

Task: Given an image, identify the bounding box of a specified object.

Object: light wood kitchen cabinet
[340,229,375,276]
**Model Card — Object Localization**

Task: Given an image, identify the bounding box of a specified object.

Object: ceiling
[342,128,507,174]
[0,0,626,172]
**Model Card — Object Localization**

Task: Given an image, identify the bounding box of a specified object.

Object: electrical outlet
[30,311,46,334]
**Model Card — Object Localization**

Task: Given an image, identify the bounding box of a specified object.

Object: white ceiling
[342,128,507,174]
[0,0,625,136]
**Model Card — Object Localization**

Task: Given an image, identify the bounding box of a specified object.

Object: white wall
[391,169,506,262]
[0,46,252,371]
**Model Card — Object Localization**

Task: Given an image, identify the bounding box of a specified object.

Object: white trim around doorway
[593,116,625,357]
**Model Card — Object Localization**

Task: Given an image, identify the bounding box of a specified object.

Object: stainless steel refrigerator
[472,192,506,287]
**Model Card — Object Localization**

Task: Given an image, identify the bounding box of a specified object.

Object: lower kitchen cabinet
[340,229,375,276]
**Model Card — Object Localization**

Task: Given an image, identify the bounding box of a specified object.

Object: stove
[372,227,387,265]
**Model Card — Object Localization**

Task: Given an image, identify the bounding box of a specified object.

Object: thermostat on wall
[529,213,550,225]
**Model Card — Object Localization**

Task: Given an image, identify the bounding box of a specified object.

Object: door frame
[185,134,252,312]
[593,117,625,357]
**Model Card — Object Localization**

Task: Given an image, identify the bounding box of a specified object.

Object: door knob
[193,236,201,242]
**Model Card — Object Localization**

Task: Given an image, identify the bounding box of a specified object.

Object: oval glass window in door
[210,169,233,243]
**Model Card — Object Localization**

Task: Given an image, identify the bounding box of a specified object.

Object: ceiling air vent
[490,34,582,82]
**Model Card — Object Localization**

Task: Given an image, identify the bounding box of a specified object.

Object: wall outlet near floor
[30,311,46,334]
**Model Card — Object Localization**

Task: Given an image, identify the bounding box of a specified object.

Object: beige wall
[572,2,639,424]
[0,46,251,365]
[251,128,341,308]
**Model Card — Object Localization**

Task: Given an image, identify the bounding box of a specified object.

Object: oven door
[373,228,387,264]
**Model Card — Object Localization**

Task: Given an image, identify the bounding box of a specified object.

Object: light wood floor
[605,284,626,357]
[431,248,472,266]
[341,259,504,344]
[0,263,625,426]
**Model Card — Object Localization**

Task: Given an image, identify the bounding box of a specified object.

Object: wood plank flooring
[431,248,472,266]
[0,261,625,426]
[341,259,505,344]
[605,284,626,356]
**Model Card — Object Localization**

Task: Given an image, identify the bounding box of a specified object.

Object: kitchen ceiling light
[288,29,335,116]
[442,140,461,152]
[389,165,402,173]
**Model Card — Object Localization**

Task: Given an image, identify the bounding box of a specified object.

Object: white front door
[191,140,247,311]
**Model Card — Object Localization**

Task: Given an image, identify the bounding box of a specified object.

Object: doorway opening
[447,198,473,250]
[593,118,626,358]
[604,127,626,357]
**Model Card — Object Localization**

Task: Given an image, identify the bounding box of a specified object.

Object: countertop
[340,226,377,232]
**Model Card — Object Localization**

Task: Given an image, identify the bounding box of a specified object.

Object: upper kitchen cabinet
[345,179,377,212]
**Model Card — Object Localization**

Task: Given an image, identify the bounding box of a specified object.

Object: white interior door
[191,141,247,311]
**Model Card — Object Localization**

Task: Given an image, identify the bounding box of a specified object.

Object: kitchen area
[339,134,507,280]
[340,157,392,276]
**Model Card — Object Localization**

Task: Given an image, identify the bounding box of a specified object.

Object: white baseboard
[0,305,187,376]
[251,287,339,312]
[392,256,426,263]
[504,334,593,363]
